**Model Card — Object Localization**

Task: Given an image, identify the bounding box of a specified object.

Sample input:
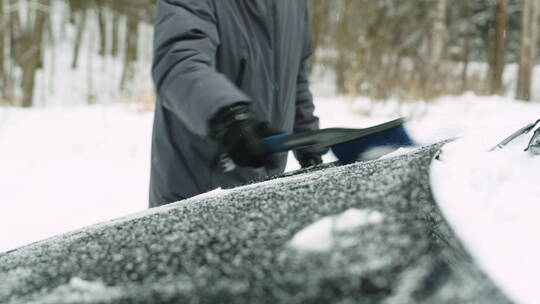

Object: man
[150,0,327,207]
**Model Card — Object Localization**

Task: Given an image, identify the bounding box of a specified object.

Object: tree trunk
[426,0,447,98]
[428,0,447,68]
[3,0,21,105]
[0,0,4,99]
[111,11,120,57]
[516,0,540,101]
[309,0,330,73]
[97,5,107,56]
[10,1,22,67]
[489,0,508,95]
[334,0,351,95]
[461,0,474,92]
[21,0,49,108]
[72,8,87,69]
[121,13,139,90]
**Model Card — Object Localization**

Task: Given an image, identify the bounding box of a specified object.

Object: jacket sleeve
[293,3,329,159]
[152,0,250,137]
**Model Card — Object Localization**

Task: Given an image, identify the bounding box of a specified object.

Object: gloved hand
[297,153,323,168]
[210,103,279,168]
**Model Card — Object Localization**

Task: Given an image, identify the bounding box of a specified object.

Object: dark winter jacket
[150,0,324,207]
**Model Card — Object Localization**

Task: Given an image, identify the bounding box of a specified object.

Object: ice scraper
[259,117,415,164]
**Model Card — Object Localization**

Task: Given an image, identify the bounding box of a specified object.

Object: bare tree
[0,0,4,100]
[3,0,21,104]
[71,2,88,69]
[308,0,330,70]
[9,0,49,107]
[97,1,107,56]
[120,12,139,90]
[19,0,49,107]
[426,0,448,98]
[516,0,540,101]
[461,0,475,92]
[110,11,120,57]
[333,0,352,95]
[489,0,509,95]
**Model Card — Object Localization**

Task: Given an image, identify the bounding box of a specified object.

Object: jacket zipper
[235,58,247,88]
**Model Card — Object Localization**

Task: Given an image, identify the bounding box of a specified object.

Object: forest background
[0,0,539,109]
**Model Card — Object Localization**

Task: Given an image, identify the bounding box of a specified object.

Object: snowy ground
[1,93,540,255]
[0,105,154,253]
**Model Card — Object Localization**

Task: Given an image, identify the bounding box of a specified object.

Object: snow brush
[259,117,415,164]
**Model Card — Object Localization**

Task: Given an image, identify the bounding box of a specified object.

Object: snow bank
[290,209,384,252]
[431,125,540,304]
[0,105,153,253]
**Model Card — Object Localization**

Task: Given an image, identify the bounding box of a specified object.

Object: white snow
[25,277,125,304]
[66,277,112,293]
[431,126,540,304]
[189,187,228,201]
[290,209,384,252]
[0,105,153,253]
[380,147,419,160]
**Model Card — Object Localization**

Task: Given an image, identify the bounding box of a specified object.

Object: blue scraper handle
[259,134,294,153]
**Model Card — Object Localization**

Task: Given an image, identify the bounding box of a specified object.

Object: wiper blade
[489,119,540,152]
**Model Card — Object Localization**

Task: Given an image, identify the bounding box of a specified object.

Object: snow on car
[0,144,510,304]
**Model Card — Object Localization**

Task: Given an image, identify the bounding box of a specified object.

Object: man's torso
[150,0,309,206]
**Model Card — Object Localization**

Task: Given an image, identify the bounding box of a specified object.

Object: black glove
[297,153,323,168]
[210,103,279,169]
